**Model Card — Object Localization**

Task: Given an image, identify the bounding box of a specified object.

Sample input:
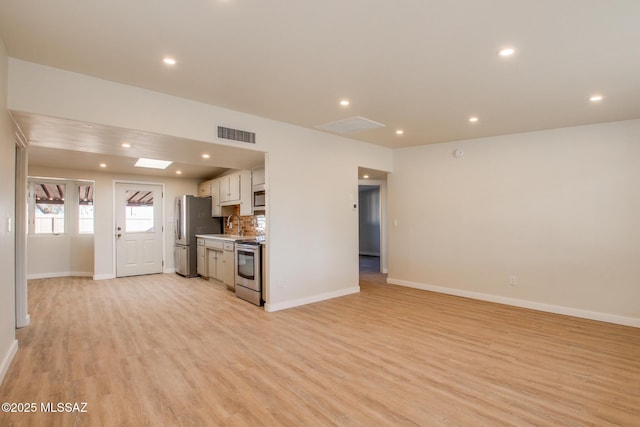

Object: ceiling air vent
[218,126,256,144]
[315,116,385,135]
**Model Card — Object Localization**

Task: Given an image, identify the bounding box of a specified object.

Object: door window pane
[125,190,154,232]
[34,182,65,234]
[78,184,94,234]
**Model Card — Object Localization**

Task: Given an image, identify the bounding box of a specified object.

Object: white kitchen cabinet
[196,239,206,277]
[239,170,252,216]
[218,171,252,216]
[210,178,221,217]
[252,167,265,187]
[205,239,224,282]
[221,242,235,290]
[198,180,212,197]
[219,173,240,203]
[198,236,236,290]
[207,249,218,281]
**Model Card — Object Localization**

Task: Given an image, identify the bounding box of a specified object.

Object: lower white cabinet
[221,242,235,290]
[200,238,235,289]
[207,249,218,280]
[196,239,206,276]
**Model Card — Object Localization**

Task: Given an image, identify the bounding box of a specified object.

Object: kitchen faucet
[226,214,242,236]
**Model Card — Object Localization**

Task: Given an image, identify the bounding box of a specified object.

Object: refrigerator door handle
[175,198,182,241]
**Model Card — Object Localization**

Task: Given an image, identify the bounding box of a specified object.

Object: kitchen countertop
[195,234,245,241]
[196,234,266,244]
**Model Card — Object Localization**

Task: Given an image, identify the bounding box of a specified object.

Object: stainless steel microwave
[253,190,265,209]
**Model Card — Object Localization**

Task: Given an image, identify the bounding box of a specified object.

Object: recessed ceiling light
[99,163,107,168]
[498,48,515,57]
[176,170,182,175]
[135,158,173,169]
[163,57,176,65]
[121,143,131,148]
[589,95,604,102]
[396,129,404,135]
[469,116,479,123]
[363,175,369,179]
[202,153,210,159]
[339,99,350,107]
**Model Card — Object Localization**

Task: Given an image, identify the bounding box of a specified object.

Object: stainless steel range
[234,240,264,306]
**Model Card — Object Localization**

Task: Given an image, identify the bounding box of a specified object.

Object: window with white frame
[29,179,95,235]
[33,181,66,234]
[78,184,94,234]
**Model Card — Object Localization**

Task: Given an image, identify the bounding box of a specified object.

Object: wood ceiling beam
[40,183,51,200]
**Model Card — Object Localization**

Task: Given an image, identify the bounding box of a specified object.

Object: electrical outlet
[509,275,517,286]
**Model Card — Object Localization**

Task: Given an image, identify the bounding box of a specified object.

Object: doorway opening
[358,167,388,280]
[359,185,381,274]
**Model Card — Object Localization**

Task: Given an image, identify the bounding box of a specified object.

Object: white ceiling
[15,113,264,180]
[1,1,640,171]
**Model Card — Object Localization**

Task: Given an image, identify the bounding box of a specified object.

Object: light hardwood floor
[1,270,639,426]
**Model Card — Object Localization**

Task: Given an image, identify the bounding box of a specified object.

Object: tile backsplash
[223,205,266,237]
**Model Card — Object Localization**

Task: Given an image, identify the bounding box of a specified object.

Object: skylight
[135,158,173,169]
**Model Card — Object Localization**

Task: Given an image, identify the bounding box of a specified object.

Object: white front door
[115,183,163,277]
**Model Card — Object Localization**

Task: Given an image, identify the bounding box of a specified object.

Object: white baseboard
[93,273,116,280]
[387,277,640,328]
[27,271,93,280]
[163,268,176,274]
[0,339,18,386]
[265,286,360,312]
[16,314,30,329]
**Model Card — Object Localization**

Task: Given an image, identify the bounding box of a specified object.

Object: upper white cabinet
[211,178,221,217]
[211,170,253,216]
[198,180,212,197]
[252,167,265,187]
[239,170,252,216]
[201,167,265,217]
[220,173,241,203]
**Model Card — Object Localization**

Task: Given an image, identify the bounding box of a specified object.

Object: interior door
[115,183,163,277]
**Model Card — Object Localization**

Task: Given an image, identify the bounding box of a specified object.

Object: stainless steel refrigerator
[174,195,222,277]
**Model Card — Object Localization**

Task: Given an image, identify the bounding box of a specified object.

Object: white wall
[388,120,640,326]
[27,234,93,279]
[28,166,200,279]
[8,59,393,310]
[0,38,17,385]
